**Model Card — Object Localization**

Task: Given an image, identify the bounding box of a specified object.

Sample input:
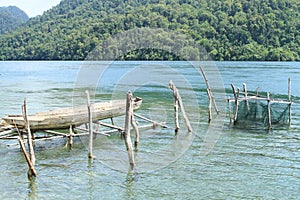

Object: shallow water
[0,61,299,199]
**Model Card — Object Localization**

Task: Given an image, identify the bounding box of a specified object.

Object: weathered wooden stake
[267,92,272,129]
[227,98,232,123]
[243,83,250,112]
[256,87,260,96]
[231,84,239,125]
[288,77,291,102]
[169,80,192,132]
[288,77,291,124]
[200,66,220,119]
[22,98,36,166]
[18,137,37,178]
[21,98,36,178]
[111,117,115,126]
[174,98,180,132]
[207,88,212,122]
[124,91,135,168]
[131,109,139,150]
[86,90,94,159]
[68,125,74,150]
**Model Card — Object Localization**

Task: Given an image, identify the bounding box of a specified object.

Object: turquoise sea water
[0,61,299,199]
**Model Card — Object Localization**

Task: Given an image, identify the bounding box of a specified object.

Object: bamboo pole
[86,90,94,159]
[43,130,68,136]
[22,98,36,166]
[75,127,110,136]
[169,80,192,132]
[134,113,168,128]
[94,121,124,131]
[124,91,135,169]
[0,128,17,137]
[267,92,272,129]
[8,121,161,147]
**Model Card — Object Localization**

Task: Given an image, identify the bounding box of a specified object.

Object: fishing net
[230,99,291,127]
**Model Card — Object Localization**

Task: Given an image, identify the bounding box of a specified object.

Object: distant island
[0,0,299,61]
[0,6,29,34]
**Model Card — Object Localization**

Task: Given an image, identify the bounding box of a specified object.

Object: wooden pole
[288,77,291,102]
[288,77,291,124]
[243,83,250,112]
[111,118,115,126]
[200,66,220,114]
[13,119,36,178]
[174,97,180,133]
[68,125,74,150]
[131,109,139,150]
[267,92,272,129]
[231,84,239,125]
[124,91,135,169]
[86,90,94,159]
[207,88,212,122]
[134,113,168,128]
[18,137,37,178]
[227,98,232,123]
[22,98,36,166]
[169,80,192,132]
[21,98,36,178]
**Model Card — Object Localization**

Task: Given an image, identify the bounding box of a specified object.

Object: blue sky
[1,0,61,17]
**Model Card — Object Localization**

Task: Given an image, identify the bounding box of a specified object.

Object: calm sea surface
[0,61,299,199]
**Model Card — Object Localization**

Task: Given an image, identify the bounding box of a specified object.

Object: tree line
[0,0,299,61]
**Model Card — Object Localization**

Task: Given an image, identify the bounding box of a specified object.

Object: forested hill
[0,6,29,34]
[0,0,299,61]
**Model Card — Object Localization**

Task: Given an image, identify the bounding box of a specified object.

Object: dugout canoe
[0,97,142,131]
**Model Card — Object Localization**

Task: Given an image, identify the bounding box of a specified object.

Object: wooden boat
[0,97,142,131]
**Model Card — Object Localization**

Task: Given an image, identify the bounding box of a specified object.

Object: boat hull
[1,98,142,131]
